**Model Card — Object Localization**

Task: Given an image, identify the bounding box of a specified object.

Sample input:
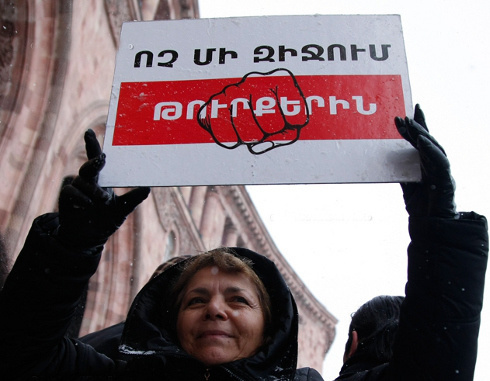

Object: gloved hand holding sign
[57,129,150,250]
[198,68,309,154]
[395,104,457,219]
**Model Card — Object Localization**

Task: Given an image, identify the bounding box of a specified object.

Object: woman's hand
[394,105,457,218]
[56,129,150,249]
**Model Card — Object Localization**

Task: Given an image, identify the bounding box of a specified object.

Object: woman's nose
[204,297,228,320]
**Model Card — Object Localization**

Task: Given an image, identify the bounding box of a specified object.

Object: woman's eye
[231,296,249,304]
[187,297,205,306]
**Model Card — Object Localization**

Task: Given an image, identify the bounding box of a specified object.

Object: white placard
[100,15,419,187]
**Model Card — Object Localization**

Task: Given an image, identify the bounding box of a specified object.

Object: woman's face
[176,266,265,366]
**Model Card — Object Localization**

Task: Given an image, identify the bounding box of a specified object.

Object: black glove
[57,129,150,249]
[394,104,457,218]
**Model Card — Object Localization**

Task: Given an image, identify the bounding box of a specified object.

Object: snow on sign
[100,15,420,187]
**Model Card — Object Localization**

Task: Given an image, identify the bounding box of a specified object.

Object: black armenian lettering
[369,44,391,61]
[327,44,346,61]
[278,45,298,61]
[131,43,392,70]
[134,50,153,68]
[157,50,178,67]
[134,50,179,68]
[254,46,275,63]
[254,43,392,63]
[194,48,238,65]
[351,44,391,61]
[302,44,325,61]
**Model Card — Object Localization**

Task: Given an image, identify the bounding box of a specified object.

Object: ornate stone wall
[0,0,336,372]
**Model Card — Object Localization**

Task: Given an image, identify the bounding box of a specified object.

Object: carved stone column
[188,185,207,227]
[199,187,226,250]
[222,219,239,247]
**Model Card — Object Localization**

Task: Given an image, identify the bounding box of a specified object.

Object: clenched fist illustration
[197,68,309,154]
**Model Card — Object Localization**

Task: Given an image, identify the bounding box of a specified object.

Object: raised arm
[0,130,149,378]
[390,106,488,380]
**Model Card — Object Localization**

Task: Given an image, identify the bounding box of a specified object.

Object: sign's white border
[101,15,419,187]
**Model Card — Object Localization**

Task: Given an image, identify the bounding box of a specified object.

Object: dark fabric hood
[119,247,299,380]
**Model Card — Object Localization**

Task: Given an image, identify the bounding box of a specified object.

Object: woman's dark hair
[345,295,405,364]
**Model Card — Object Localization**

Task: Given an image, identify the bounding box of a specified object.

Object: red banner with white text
[113,74,404,146]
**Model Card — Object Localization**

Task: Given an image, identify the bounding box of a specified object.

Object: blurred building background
[0,0,336,371]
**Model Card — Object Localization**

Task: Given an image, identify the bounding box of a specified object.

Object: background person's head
[171,248,272,366]
[343,295,404,364]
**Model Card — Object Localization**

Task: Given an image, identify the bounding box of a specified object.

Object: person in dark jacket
[335,105,488,380]
[0,105,487,381]
[0,131,322,380]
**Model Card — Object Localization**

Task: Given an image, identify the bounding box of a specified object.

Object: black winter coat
[0,213,323,380]
[334,213,488,381]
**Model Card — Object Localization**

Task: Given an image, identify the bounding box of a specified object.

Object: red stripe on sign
[112,74,405,146]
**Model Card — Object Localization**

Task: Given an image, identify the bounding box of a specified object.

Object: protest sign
[100,15,419,186]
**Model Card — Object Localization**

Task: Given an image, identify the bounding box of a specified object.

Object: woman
[0,130,323,379]
[0,242,322,380]
[117,247,321,379]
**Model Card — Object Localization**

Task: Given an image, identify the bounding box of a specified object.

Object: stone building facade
[0,0,337,372]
